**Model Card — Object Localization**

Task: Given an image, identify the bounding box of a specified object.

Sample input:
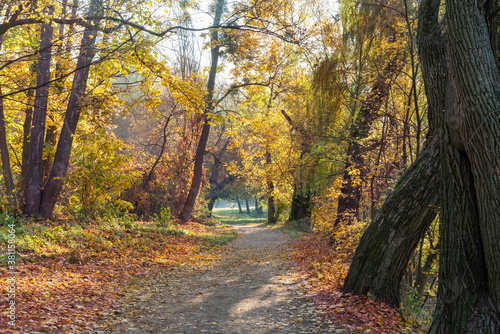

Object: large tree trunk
[429,123,495,333]
[38,0,102,218]
[288,146,314,224]
[342,0,447,306]
[23,7,54,215]
[179,0,224,223]
[289,187,312,222]
[342,140,440,306]
[429,0,500,331]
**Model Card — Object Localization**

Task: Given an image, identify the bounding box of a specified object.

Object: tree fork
[38,0,102,218]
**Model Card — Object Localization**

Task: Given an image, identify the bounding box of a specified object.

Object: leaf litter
[91,224,346,333]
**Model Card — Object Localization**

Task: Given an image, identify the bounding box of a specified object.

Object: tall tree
[0,5,14,202]
[24,5,55,215]
[32,0,103,218]
[179,0,225,222]
[429,0,500,331]
[333,1,407,230]
[334,54,404,230]
[342,0,446,307]
[345,0,500,330]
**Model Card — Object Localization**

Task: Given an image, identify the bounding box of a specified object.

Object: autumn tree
[428,0,500,331]
[342,0,443,307]
[179,0,225,222]
[344,1,500,331]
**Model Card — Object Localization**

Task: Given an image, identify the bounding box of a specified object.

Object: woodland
[1,0,500,333]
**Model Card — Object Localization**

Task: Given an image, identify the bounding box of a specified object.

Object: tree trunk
[0,32,14,202]
[415,241,439,297]
[42,0,74,184]
[289,187,312,222]
[245,198,250,214]
[23,7,54,215]
[429,0,500,331]
[342,140,440,306]
[0,85,14,202]
[179,0,224,223]
[38,0,102,218]
[265,150,277,224]
[288,144,314,224]
[343,0,447,306]
[255,196,262,214]
[207,200,215,213]
[205,139,231,216]
[235,196,242,214]
[20,87,34,204]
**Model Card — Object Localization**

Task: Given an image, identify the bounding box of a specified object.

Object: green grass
[212,208,267,225]
[211,208,311,240]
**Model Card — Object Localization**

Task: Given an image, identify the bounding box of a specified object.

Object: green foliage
[289,218,311,232]
[400,285,434,330]
[153,206,172,226]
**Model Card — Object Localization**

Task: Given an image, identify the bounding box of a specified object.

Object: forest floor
[2,210,412,333]
[92,223,344,333]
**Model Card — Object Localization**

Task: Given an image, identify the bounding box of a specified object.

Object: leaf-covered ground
[292,234,418,333]
[1,218,235,333]
[2,212,416,333]
[92,223,342,333]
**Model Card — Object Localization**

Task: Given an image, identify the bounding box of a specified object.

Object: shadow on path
[95,224,340,333]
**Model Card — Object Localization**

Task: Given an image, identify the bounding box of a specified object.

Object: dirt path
[93,224,343,333]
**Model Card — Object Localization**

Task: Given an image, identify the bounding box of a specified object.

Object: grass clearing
[212,208,267,225]
[211,208,312,240]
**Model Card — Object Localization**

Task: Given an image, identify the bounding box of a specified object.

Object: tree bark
[255,196,262,214]
[0,85,14,202]
[24,7,54,215]
[38,0,102,218]
[289,187,312,222]
[415,241,439,297]
[179,0,224,222]
[42,0,75,184]
[20,87,34,203]
[429,0,500,331]
[342,140,440,306]
[235,196,242,214]
[245,198,250,214]
[0,31,14,202]
[205,139,232,215]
